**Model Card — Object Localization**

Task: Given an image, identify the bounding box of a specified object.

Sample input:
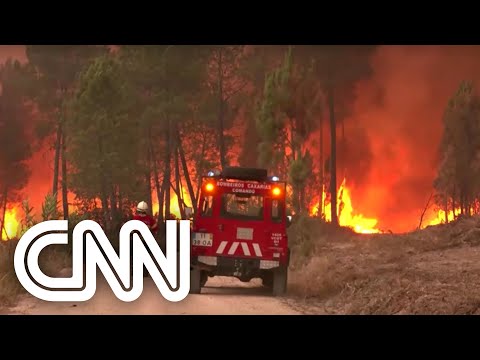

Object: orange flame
[425,207,461,227]
[2,207,19,240]
[310,178,381,234]
[151,186,192,219]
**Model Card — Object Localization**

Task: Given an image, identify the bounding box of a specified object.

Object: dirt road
[7,275,301,315]
[9,216,480,315]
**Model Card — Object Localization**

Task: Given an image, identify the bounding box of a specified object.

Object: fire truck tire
[262,272,273,288]
[190,268,202,294]
[200,272,208,287]
[272,266,288,296]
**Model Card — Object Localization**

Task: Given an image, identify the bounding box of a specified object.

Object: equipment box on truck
[189,167,291,296]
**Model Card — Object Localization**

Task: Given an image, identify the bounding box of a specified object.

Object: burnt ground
[286,215,480,314]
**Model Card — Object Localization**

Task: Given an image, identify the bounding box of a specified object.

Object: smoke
[5,45,480,232]
[24,145,55,215]
[344,45,480,232]
[0,46,49,218]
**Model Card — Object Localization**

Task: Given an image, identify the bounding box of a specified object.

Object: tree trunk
[195,133,208,207]
[444,195,448,224]
[110,186,118,214]
[290,120,301,214]
[100,187,109,231]
[52,123,62,198]
[150,141,163,223]
[109,187,118,231]
[0,186,8,241]
[460,190,465,216]
[61,128,69,220]
[327,84,338,227]
[290,119,297,161]
[299,187,306,215]
[340,114,346,183]
[418,191,433,229]
[162,119,172,219]
[291,188,297,215]
[217,49,227,170]
[319,113,324,218]
[145,136,153,213]
[174,143,186,220]
[177,126,197,208]
[98,136,110,231]
[118,189,124,217]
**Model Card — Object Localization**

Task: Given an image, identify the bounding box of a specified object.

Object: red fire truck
[189,167,291,296]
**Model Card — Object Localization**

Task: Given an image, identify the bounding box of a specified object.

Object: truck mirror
[185,207,194,219]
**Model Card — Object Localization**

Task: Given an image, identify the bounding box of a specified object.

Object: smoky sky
[342,45,480,232]
[4,45,480,232]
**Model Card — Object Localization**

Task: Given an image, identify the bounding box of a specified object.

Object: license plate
[192,233,213,247]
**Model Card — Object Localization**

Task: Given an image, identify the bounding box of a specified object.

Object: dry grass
[286,215,480,314]
[0,240,23,307]
[0,239,71,307]
[36,245,72,278]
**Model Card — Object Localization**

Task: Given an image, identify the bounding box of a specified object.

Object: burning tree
[302,45,375,226]
[118,45,210,225]
[238,45,291,168]
[65,54,142,234]
[25,45,109,220]
[205,46,250,170]
[0,59,33,240]
[0,45,387,237]
[256,47,322,214]
[434,80,480,221]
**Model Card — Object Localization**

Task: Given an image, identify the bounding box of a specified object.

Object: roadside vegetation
[286,214,480,314]
[0,193,73,307]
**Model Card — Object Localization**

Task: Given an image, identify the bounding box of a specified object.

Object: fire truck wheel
[200,271,208,287]
[272,266,288,296]
[190,268,202,294]
[262,272,273,288]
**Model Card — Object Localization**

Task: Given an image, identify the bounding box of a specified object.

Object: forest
[0,45,475,241]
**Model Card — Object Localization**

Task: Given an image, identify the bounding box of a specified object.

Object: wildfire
[151,186,193,219]
[425,208,460,227]
[2,207,20,240]
[310,178,381,234]
[0,177,381,239]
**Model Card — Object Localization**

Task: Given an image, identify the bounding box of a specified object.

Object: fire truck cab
[189,167,291,296]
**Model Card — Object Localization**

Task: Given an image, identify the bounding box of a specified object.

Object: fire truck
[188,167,292,296]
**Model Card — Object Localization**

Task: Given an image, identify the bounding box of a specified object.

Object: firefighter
[133,201,158,233]
[133,201,158,278]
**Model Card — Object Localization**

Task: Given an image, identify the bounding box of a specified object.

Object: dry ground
[0,240,72,313]
[286,215,480,314]
[4,215,480,315]
[7,276,300,315]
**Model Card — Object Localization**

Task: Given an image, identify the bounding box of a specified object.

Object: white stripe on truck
[253,243,262,257]
[241,242,251,256]
[216,241,228,254]
[215,241,264,257]
[228,242,239,255]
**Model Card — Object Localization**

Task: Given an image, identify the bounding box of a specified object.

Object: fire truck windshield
[220,193,264,221]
